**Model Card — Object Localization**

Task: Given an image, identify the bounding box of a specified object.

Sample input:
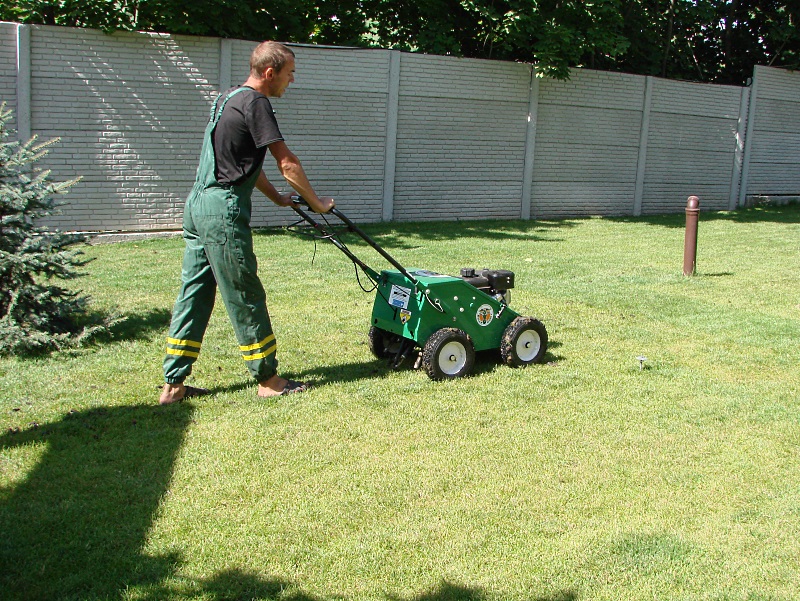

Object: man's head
[250,41,295,76]
[248,41,295,98]
[249,42,295,97]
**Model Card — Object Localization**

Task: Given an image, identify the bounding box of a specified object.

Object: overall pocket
[193,189,233,246]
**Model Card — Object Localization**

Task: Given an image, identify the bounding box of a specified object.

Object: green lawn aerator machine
[290,199,548,380]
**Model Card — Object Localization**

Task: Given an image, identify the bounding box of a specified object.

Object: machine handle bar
[291,197,419,286]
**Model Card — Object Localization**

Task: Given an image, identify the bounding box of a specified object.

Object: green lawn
[1,205,799,601]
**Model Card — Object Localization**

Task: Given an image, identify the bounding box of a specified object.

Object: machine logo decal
[476,304,494,326]
[389,285,411,309]
[400,309,411,324]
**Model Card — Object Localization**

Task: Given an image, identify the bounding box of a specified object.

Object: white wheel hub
[516,329,541,362]
[438,341,468,375]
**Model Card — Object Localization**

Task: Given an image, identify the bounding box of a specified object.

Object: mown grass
[1,204,799,601]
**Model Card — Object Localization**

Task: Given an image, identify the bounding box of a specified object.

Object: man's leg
[161,231,217,403]
[204,225,280,386]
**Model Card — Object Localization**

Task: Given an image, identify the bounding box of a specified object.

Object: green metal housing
[370,269,520,351]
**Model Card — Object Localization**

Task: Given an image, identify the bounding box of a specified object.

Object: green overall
[163,88,278,385]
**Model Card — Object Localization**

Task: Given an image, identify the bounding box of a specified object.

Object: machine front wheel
[422,328,475,380]
[500,317,548,366]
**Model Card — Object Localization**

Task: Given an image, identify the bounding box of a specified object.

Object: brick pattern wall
[746,65,800,196]
[0,23,18,130]
[533,69,645,218]
[642,78,742,213]
[29,26,219,230]
[3,23,799,231]
[393,53,531,222]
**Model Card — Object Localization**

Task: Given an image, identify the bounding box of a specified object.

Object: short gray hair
[250,41,295,77]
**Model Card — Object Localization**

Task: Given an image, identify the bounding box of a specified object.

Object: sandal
[281,380,309,396]
[183,385,211,398]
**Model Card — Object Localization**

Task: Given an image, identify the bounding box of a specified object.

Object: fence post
[633,76,653,217]
[683,196,700,276]
[381,50,401,222]
[521,67,539,220]
[738,68,759,207]
[219,38,232,93]
[16,24,31,143]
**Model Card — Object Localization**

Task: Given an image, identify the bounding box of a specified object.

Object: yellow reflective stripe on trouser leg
[166,347,200,358]
[242,344,277,361]
[167,337,202,349]
[240,334,276,361]
[239,334,275,352]
[166,337,202,358]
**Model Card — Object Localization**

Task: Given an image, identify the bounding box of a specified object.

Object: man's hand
[273,193,297,208]
[288,194,335,213]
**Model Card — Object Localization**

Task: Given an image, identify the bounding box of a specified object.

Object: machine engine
[458,268,514,304]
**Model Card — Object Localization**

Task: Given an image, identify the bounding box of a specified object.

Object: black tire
[500,316,548,367]
[368,326,392,359]
[422,328,475,380]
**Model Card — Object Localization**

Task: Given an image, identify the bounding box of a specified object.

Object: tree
[2,0,798,83]
[0,104,113,355]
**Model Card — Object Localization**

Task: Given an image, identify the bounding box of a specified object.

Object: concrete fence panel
[0,22,18,131]
[744,65,800,198]
[641,78,743,214]
[28,25,219,230]
[532,69,646,218]
[2,23,800,232]
[393,53,531,222]
[230,43,393,226]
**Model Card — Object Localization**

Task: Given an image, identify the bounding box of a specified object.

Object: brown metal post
[683,196,700,276]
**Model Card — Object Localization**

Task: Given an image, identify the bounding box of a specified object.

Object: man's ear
[263,66,275,81]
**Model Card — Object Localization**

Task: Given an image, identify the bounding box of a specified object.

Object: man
[159,41,334,405]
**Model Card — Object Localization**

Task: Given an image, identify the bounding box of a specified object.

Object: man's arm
[268,141,334,213]
[255,171,294,207]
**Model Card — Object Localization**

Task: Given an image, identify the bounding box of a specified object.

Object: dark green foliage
[0,104,111,355]
[2,0,798,83]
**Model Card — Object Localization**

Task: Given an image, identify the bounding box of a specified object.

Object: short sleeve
[246,97,284,148]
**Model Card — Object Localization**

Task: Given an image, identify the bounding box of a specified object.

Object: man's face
[266,57,295,98]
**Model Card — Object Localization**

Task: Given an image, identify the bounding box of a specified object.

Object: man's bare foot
[160,383,185,405]
[258,375,309,397]
[159,383,211,405]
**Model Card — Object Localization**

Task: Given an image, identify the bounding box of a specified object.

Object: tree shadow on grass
[280,341,564,387]
[259,218,572,253]
[0,404,323,601]
[605,203,800,229]
[133,567,323,601]
[105,306,172,342]
[392,580,578,601]
[0,403,194,600]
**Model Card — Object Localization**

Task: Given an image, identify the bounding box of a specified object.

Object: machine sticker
[389,285,411,309]
[399,309,412,324]
[476,304,494,326]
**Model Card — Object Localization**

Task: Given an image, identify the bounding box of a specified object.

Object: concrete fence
[2,22,799,232]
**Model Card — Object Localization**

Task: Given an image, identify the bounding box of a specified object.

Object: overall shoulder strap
[211,87,251,124]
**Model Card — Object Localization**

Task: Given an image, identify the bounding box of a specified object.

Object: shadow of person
[0,403,194,600]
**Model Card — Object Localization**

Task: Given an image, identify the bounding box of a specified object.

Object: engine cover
[459,268,514,292]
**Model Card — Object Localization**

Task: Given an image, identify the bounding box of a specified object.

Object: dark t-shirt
[213,86,284,185]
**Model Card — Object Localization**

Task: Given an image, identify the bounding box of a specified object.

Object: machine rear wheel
[500,317,548,366]
[422,328,475,380]
[368,326,394,359]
